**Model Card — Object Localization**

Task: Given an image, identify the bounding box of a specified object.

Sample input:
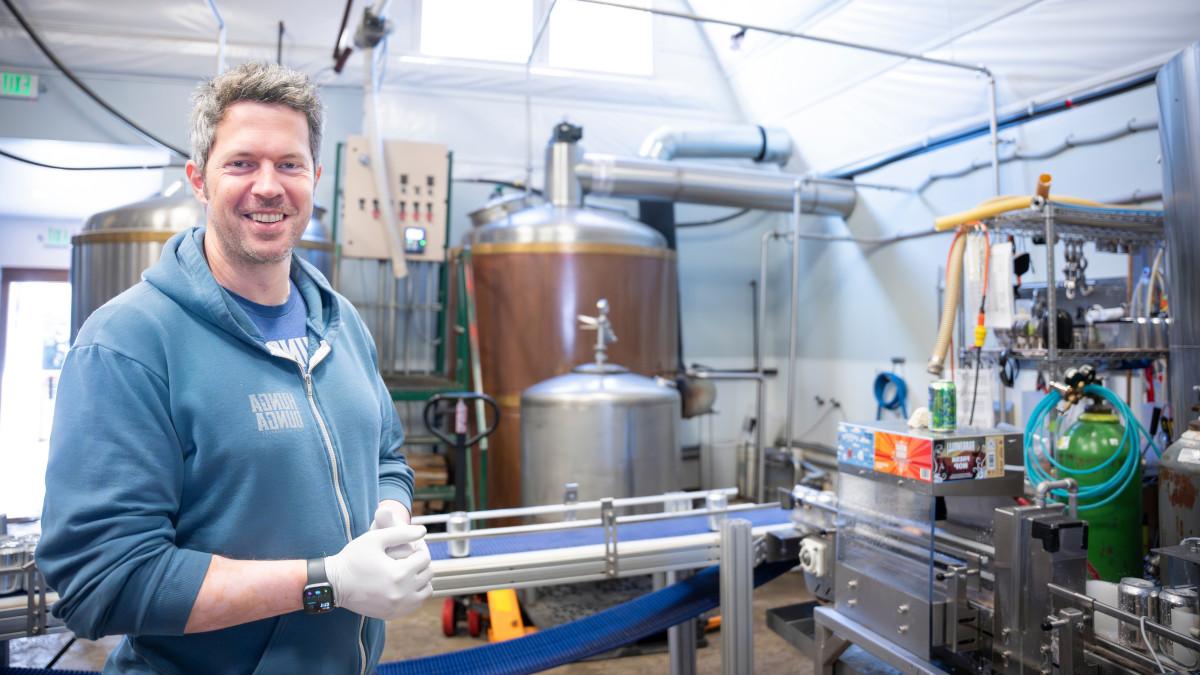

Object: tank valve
[578,299,618,365]
[1049,364,1099,412]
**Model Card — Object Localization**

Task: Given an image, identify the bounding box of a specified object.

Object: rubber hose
[874,372,908,419]
[1145,246,1164,319]
[927,232,967,376]
[933,195,1116,232]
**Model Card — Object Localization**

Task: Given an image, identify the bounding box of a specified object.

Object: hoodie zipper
[299,342,368,675]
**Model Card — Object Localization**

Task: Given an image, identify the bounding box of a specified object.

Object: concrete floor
[7,571,814,673]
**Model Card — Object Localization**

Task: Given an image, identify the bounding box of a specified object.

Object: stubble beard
[205,185,306,267]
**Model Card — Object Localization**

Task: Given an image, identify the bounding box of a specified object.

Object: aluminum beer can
[448,511,470,558]
[1117,577,1158,650]
[1157,585,1199,662]
[929,380,957,432]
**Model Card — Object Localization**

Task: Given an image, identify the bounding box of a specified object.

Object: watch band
[306,557,329,586]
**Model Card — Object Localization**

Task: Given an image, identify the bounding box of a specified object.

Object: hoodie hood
[143,226,341,348]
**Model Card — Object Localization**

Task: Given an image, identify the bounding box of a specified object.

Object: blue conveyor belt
[1,509,794,675]
[378,560,795,675]
[0,561,794,675]
[428,506,791,560]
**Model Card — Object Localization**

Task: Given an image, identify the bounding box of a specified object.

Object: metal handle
[423,392,500,448]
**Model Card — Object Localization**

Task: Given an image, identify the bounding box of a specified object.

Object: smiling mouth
[245,213,285,223]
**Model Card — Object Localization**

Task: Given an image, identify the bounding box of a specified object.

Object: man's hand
[323,526,432,620]
[371,500,411,529]
[372,501,426,560]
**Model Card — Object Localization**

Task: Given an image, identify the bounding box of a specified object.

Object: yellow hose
[933,195,1118,232]
[927,232,967,376]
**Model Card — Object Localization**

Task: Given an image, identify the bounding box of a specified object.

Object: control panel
[340,137,449,262]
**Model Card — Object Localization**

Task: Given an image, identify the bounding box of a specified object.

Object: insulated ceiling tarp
[689,0,1200,173]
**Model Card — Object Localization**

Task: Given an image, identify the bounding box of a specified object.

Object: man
[36,62,432,673]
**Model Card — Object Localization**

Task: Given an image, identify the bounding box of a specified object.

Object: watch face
[304,584,334,614]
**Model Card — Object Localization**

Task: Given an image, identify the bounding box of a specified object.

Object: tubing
[1023,384,1161,510]
[927,230,967,376]
[1145,247,1164,319]
[933,195,1119,232]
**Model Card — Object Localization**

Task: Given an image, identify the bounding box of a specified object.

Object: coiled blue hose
[874,372,908,420]
[1023,383,1160,511]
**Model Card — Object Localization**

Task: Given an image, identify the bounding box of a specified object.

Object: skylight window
[547,0,653,76]
[420,0,534,64]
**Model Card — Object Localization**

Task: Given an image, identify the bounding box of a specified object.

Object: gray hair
[189,62,324,175]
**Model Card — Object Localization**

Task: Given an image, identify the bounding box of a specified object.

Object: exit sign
[44,227,71,248]
[1,71,38,100]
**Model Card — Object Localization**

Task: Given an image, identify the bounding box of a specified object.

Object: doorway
[0,268,70,518]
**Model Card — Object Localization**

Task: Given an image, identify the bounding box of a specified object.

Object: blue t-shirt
[226,279,311,368]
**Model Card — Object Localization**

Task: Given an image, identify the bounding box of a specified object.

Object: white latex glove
[372,503,428,560]
[324,525,433,620]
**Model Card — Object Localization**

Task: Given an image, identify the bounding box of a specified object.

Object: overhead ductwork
[577,154,857,219]
[638,124,794,166]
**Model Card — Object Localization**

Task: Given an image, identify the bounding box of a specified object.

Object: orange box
[874,431,933,482]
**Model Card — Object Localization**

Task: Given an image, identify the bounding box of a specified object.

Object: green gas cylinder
[1056,400,1143,581]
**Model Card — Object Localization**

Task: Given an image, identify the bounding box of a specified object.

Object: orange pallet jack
[443,590,537,641]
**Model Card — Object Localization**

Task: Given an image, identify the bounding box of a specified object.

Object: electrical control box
[340,137,449,262]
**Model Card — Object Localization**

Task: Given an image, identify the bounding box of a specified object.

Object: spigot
[578,298,617,365]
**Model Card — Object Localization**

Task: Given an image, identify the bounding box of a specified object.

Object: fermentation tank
[71,190,334,339]
[466,123,679,509]
[521,300,681,507]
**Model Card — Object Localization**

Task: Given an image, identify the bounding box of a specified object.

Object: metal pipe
[720,519,754,675]
[1035,479,1079,517]
[578,154,857,218]
[687,370,765,381]
[757,230,778,503]
[364,41,408,278]
[639,125,793,166]
[804,176,912,193]
[916,118,1160,192]
[831,71,1157,181]
[988,75,1000,196]
[785,183,802,473]
[204,0,227,75]
[547,127,584,207]
[666,493,697,675]
[576,0,988,75]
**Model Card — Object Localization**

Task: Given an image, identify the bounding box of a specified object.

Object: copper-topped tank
[466,122,679,509]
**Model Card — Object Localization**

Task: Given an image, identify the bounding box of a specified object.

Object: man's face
[185,101,321,267]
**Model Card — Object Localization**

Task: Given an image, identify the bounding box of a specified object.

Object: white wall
[0,217,78,272]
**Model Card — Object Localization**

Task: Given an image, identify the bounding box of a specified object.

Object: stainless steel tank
[520,299,681,507]
[466,124,679,509]
[71,190,334,339]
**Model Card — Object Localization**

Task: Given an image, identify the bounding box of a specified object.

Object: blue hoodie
[36,227,413,674]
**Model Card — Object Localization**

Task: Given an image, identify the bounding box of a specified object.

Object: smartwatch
[303,558,335,615]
